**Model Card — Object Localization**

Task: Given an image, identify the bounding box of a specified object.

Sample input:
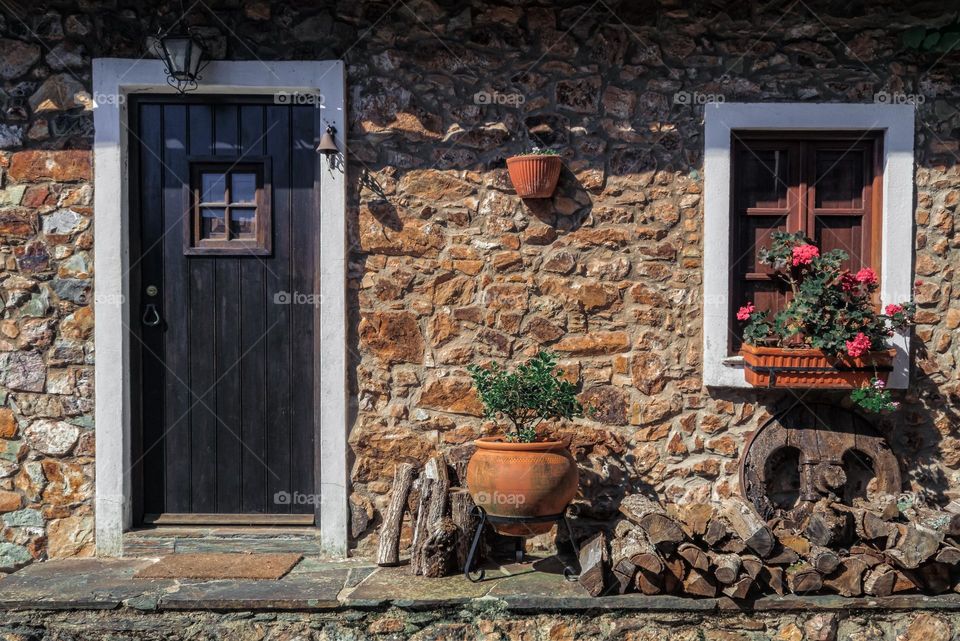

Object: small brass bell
[316,125,338,167]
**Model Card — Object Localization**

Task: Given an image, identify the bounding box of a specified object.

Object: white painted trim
[92,59,349,557]
[703,103,915,389]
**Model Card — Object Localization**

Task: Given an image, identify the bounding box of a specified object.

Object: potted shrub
[736,231,914,412]
[505,147,563,198]
[466,351,582,535]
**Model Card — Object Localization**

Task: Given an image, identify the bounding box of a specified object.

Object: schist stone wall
[0,0,958,566]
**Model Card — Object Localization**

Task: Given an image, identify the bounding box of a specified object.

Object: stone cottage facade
[0,0,957,569]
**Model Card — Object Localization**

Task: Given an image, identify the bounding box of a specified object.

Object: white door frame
[92,59,348,557]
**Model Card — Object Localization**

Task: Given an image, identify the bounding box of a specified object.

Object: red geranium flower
[845,332,872,358]
[885,304,904,316]
[855,267,878,285]
[791,244,819,266]
[736,303,756,321]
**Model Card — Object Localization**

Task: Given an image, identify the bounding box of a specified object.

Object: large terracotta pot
[505,154,562,198]
[466,436,579,536]
[741,344,896,389]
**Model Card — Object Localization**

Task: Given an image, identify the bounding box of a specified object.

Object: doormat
[135,553,303,580]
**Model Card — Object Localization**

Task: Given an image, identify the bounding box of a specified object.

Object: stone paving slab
[158,572,349,611]
[6,558,960,613]
[0,559,170,610]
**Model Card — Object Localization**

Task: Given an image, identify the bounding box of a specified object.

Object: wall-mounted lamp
[316,124,339,169]
[151,2,208,94]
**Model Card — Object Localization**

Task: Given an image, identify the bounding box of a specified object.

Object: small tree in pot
[466,351,582,535]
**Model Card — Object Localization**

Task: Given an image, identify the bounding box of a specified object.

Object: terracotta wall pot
[466,436,579,536]
[741,344,896,389]
[505,155,562,198]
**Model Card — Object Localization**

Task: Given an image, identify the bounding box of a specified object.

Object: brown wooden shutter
[729,133,882,354]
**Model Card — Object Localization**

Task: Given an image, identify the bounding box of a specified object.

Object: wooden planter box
[740,344,896,389]
[506,155,562,198]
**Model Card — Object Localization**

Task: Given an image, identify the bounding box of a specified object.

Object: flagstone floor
[1,556,960,613]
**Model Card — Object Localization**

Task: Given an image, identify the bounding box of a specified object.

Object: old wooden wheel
[739,403,901,519]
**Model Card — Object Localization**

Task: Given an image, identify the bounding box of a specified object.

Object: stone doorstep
[3,559,960,613]
[122,527,329,558]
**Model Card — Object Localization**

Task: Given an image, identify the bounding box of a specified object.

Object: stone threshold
[2,558,960,614]
[122,526,328,556]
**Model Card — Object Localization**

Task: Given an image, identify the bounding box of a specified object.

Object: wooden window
[729,132,882,353]
[185,158,272,255]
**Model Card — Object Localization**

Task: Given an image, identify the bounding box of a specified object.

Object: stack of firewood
[579,492,960,599]
[376,455,479,577]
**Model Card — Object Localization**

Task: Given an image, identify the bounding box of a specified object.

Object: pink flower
[872,378,886,390]
[845,332,872,358]
[885,304,904,316]
[791,244,820,266]
[855,267,878,285]
[736,303,756,321]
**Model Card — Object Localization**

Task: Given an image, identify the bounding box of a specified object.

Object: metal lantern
[153,27,207,94]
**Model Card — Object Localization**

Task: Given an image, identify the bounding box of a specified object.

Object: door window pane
[201,207,226,239]
[201,173,226,203]
[230,208,256,239]
[231,173,257,204]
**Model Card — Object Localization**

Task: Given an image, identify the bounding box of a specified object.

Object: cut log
[892,570,918,593]
[578,531,608,597]
[720,496,775,558]
[683,568,717,597]
[916,507,960,536]
[421,517,458,578]
[703,517,730,547]
[807,546,840,575]
[629,529,664,574]
[450,489,478,571]
[760,565,785,596]
[635,569,662,595]
[786,562,823,594]
[885,523,944,569]
[409,477,435,575]
[377,462,417,566]
[670,502,715,539]
[917,563,952,594]
[822,556,869,597]
[863,563,896,597]
[936,545,960,565]
[662,557,686,594]
[678,542,709,571]
[740,554,762,580]
[778,534,811,557]
[765,546,800,566]
[805,501,853,548]
[711,552,742,585]
[618,494,684,547]
[722,575,753,599]
[424,455,450,529]
[610,531,642,594]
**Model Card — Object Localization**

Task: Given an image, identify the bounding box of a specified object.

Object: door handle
[142,303,161,327]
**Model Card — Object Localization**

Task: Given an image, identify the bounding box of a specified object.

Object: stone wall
[0,0,958,564]
[0,605,955,641]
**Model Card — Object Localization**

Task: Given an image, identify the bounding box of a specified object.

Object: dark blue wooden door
[131,97,318,523]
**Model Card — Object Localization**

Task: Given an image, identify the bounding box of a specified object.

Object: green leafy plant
[850,378,900,413]
[736,231,916,412]
[738,231,914,355]
[468,351,582,443]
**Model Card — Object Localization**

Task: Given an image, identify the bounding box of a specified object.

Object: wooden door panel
[134,98,318,519]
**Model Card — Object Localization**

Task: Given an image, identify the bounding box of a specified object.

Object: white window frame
[703,103,915,388]
[92,59,348,556]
